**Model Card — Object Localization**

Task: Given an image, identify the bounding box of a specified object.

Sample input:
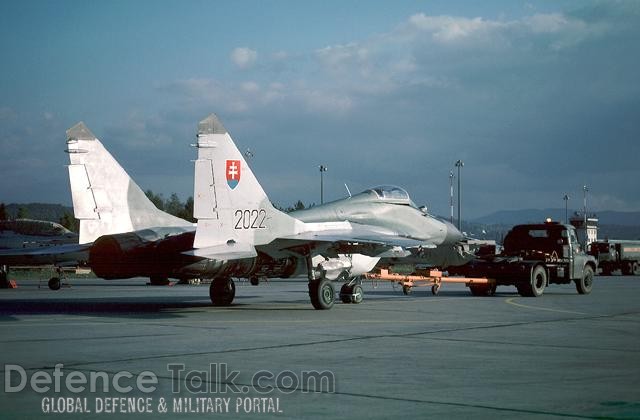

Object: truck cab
[459,220,596,297]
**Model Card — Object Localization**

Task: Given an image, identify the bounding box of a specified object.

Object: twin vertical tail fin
[192,114,299,257]
[65,123,192,244]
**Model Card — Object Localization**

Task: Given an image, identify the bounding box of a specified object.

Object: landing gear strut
[209,278,235,306]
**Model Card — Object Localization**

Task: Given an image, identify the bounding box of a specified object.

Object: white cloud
[408,13,509,43]
[230,47,258,69]
[151,5,639,215]
[525,13,570,33]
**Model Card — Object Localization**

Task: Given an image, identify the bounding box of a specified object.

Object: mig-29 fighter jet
[1,114,465,309]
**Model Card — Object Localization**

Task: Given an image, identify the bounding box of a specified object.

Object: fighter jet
[187,114,466,307]
[0,219,78,250]
[74,114,433,309]
[0,219,81,289]
[1,114,463,309]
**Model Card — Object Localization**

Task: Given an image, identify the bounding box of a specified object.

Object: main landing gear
[308,276,365,310]
[209,277,236,306]
[339,277,364,304]
[46,267,68,291]
[308,279,335,310]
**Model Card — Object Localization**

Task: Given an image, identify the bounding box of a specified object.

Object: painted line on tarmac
[504,297,589,315]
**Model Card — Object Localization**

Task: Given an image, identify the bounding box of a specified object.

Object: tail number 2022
[234,209,267,230]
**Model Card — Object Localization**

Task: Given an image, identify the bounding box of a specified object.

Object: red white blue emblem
[226,159,241,189]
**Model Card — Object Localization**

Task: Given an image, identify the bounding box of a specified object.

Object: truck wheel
[575,266,594,295]
[520,265,546,297]
[622,262,633,276]
[488,283,497,296]
[469,285,484,296]
[469,284,494,296]
[633,262,640,276]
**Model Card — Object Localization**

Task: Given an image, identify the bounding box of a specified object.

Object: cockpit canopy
[363,185,415,206]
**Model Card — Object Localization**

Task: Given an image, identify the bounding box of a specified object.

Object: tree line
[0,194,311,234]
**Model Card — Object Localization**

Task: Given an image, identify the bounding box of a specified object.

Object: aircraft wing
[0,243,91,266]
[270,223,437,259]
[183,222,436,262]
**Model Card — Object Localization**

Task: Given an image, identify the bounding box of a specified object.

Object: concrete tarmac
[1,275,639,419]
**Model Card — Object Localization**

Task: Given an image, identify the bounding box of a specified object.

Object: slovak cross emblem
[226,159,241,189]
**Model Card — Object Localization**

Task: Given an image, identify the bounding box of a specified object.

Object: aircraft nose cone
[443,221,464,244]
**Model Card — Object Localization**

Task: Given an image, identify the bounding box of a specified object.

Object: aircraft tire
[351,284,364,304]
[250,277,260,286]
[431,284,440,296]
[402,285,411,295]
[309,279,334,310]
[48,277,61,291]
[210,278,235,306]
[575,266,594,295]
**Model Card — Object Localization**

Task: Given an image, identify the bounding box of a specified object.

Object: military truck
[589,240,640,275]
[452,221,596,297]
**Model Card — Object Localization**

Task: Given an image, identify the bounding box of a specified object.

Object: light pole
[583,185,589,245]
[455,160,464,232]
[563,194,569,224]
[449,171,454,225]
[319,165,328,204]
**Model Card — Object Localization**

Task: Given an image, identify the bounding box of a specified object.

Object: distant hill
[4,203,74,222]
[464,209,640,242]
[471,209,640,226]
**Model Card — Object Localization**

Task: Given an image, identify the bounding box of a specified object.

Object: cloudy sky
[1,0,638,219]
